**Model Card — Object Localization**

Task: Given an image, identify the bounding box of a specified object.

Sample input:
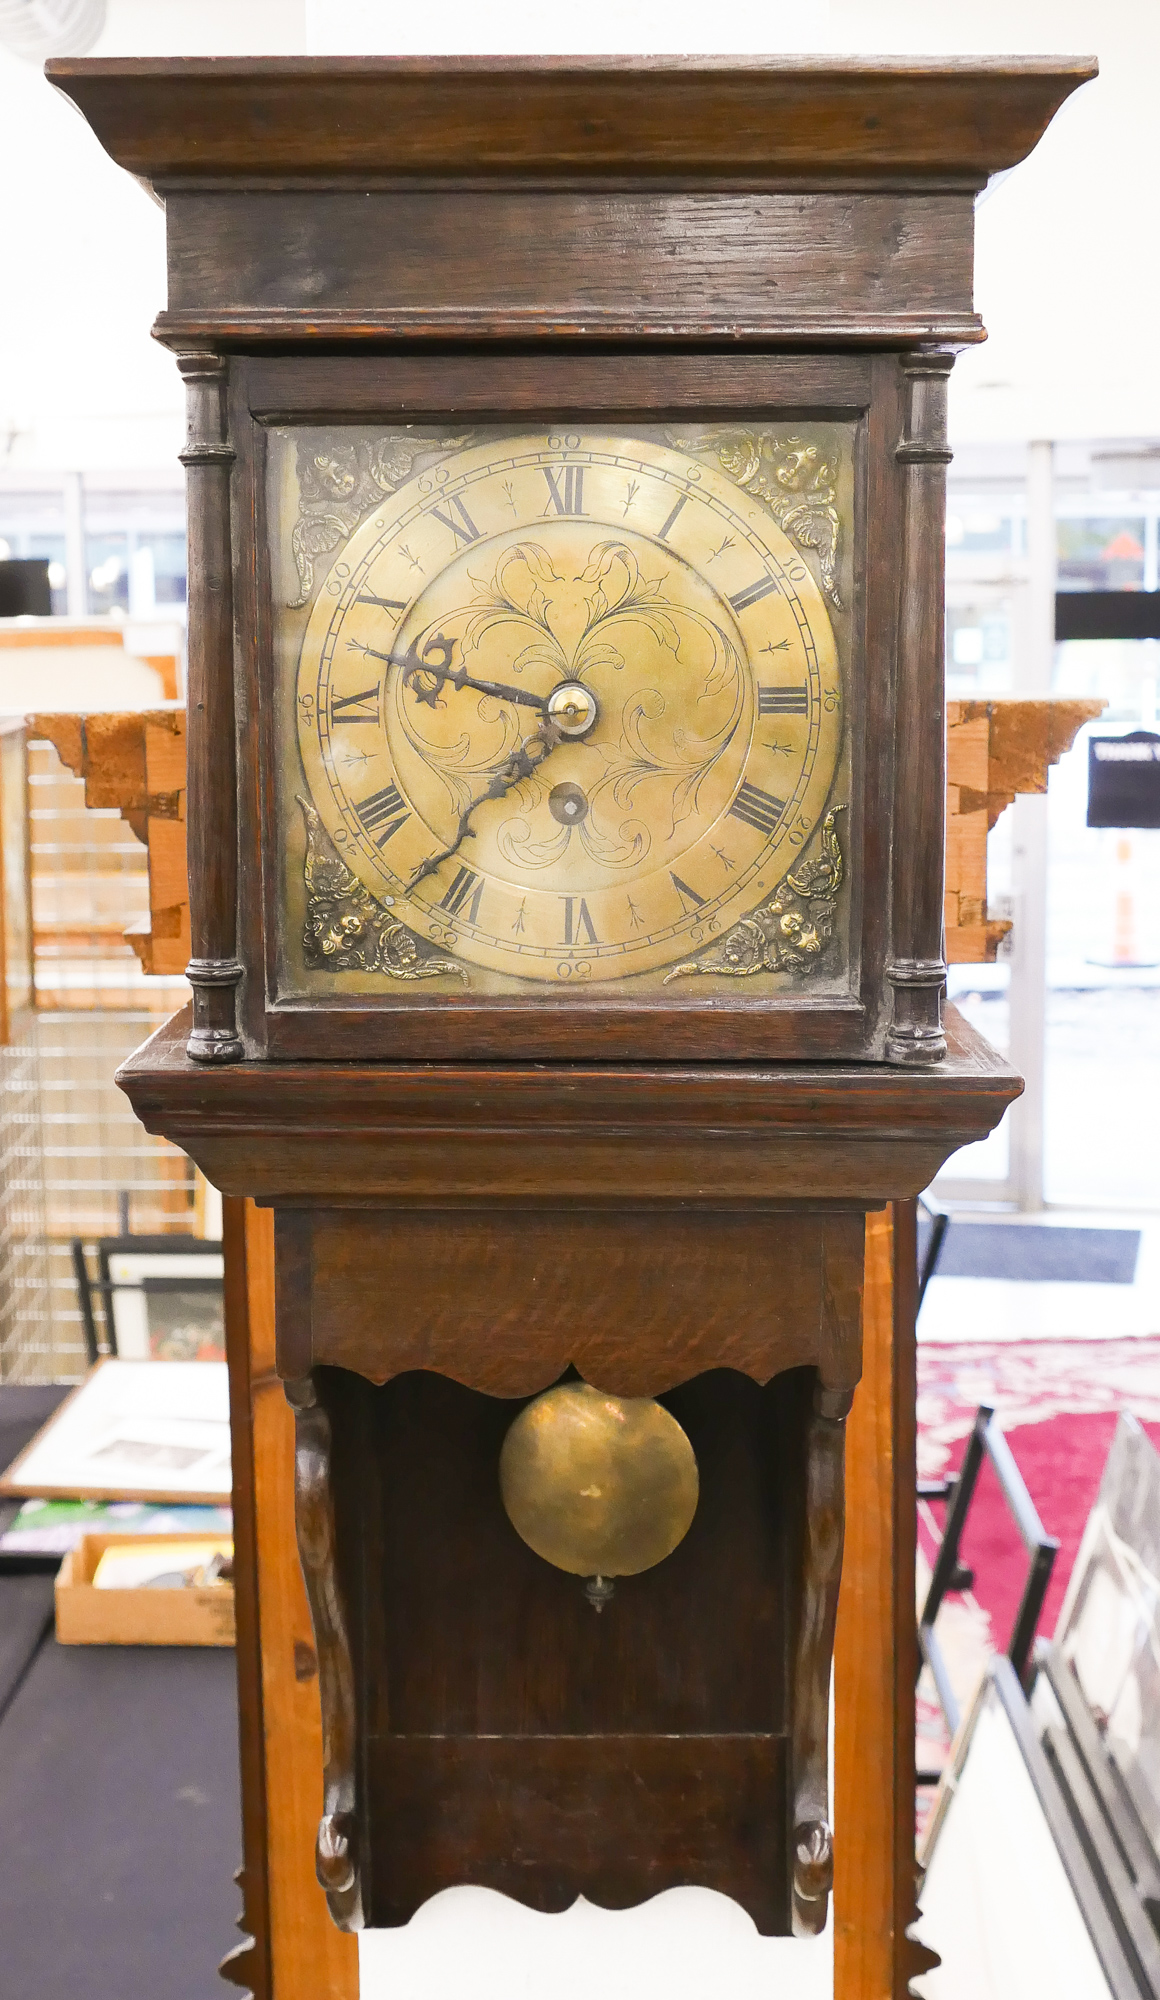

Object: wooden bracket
[945,696,1107,963]
[28,708,190,977]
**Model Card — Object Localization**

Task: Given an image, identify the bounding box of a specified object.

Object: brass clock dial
[289,429,845,990]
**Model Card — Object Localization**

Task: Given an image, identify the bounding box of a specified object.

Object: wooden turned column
[886,349,955,1066]
[178,349,243,1063]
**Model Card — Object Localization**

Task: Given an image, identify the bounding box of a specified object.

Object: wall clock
[56,51,1086,1960]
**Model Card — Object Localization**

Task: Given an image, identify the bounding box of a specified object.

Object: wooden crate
[55,1532,235,1647]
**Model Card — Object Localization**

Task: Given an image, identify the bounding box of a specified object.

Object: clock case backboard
[240,354,875,1062]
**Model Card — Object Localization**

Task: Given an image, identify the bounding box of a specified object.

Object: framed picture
[0,1358,231,1505]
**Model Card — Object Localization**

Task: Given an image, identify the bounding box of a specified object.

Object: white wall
[1,0,1156,475]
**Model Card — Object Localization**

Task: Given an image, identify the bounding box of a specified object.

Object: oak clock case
[258,406,861,1058]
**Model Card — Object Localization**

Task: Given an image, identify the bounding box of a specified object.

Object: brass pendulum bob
[499,1381,699,1608]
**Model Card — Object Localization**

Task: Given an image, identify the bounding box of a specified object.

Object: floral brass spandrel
[288,430,471,606]
[298,798,467,982]
[671,429,843,608]
[663,809,845,984]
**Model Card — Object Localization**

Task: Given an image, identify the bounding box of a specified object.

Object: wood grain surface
[833,1203,935,1995]
[46,55,1096,185]
[118,1003,1022,1211]
[241,1202,359,1998]
[162,187,975,346]
[284,1207,864,1397]
[319,1361,812,1931]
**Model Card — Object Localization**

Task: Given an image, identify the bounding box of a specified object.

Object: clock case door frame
[232,349,901,1064]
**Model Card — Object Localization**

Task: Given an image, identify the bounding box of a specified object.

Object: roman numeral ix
[542,466,586,516]
[331,683,381,725]
[757,684,809,717]
[428,494,482,546]
[561,896,598,946]
[356,783,410,847]
[439,866,485,923]
[728,780,787,838]
[728,574,780,614]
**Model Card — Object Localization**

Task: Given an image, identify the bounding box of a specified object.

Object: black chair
[916,1194,950,1311]
[917,1402,1060,1778]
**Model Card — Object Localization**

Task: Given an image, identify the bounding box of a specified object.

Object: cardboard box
[55,1533,235,1647]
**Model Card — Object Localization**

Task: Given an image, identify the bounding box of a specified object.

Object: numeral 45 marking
[728,780,786,838]
[542,466,586,516]
[757,684,808,717]
[428,494,482,546]
[561,895,598,945]
[356,783,410,847]
[439,866,485,923]
[331,682,381,725]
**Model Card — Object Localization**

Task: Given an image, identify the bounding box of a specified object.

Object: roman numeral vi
[561,896,598,945]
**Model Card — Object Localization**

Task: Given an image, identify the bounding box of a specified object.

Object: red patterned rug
[914,1337,1160,1787]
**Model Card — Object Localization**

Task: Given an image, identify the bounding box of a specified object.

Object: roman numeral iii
[757,684,809,716]
[428,494,482,545]
[439,866,485,922]
[331,683,381,724]
[356,783,410,847]
[542,466,586,516]
[728,780,786,838]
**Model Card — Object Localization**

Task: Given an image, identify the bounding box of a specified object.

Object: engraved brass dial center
[499,1381,699,1588]
[546,680,599,738]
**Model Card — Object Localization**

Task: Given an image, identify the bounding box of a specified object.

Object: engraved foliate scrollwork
[288,430,472,606]
[662,808,845,985]
[299,797,467,982]
[670,429,843,608]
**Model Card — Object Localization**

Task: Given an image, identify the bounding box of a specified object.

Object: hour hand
[397,634,549,716]
[407,714,566,893]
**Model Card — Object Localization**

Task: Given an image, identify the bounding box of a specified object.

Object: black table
[0,1386,242,2000]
